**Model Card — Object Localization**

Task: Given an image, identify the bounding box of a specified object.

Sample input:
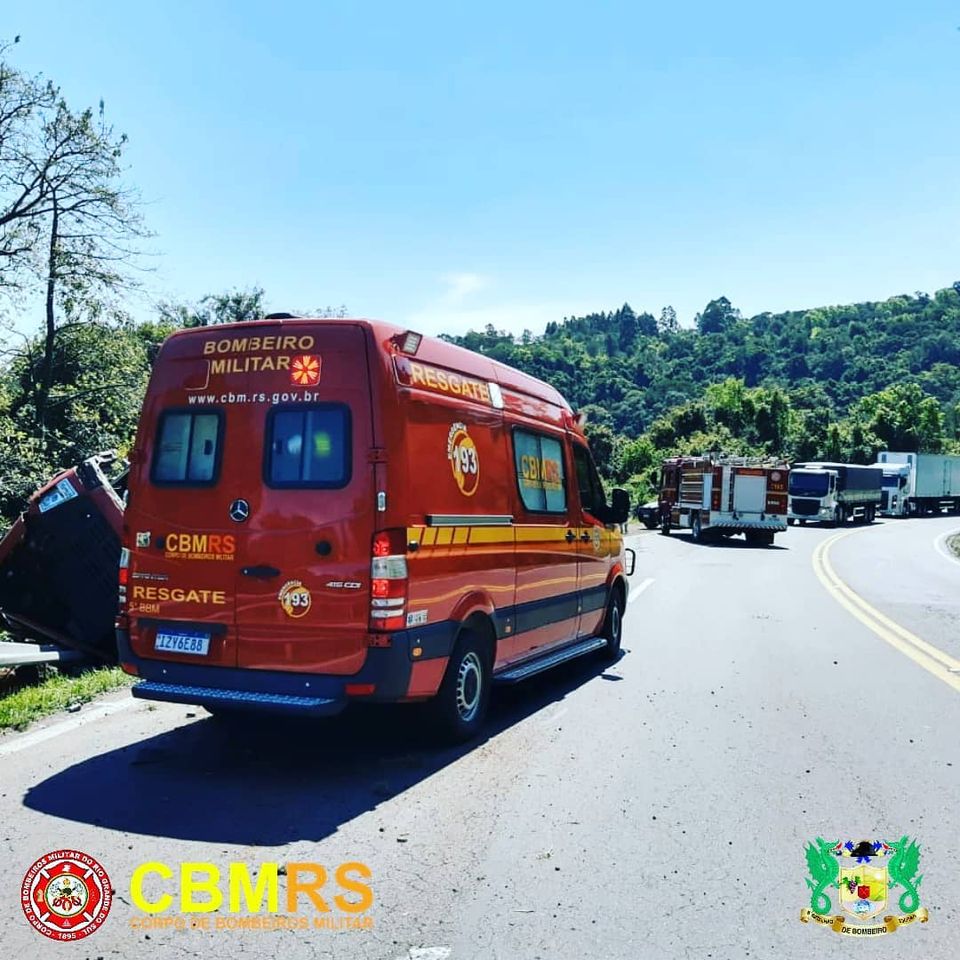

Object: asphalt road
[2,516,959,959]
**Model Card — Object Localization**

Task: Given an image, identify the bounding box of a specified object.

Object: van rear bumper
[117,628,425,717]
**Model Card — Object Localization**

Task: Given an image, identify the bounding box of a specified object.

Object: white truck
[787,462,882,526]
[873,451,960,516]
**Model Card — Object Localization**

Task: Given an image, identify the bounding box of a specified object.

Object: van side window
[573,444,605,516]
[266,405,351,488]
[152,411,222,484]
[514,430,567,513]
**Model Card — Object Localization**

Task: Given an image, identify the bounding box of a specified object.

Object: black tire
[643,518,657,530]
[432,628,491,743]
[764,531,776,546]
[600,590,624,661]
[798,519,807,526]
[691,513,702,543]
[787,517,795,526]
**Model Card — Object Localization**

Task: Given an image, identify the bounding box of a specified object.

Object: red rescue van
[117,318,634,739]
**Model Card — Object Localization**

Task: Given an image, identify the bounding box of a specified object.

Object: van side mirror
[609,488,630,525]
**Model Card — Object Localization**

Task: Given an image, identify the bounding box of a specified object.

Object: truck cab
[873,462,910,517]
[787,467,838,525]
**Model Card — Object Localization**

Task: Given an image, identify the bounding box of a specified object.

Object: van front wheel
[432,629,491,743]
[601,591,624,661]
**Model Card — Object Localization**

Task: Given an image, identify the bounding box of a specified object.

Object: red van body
[118,318,632,736]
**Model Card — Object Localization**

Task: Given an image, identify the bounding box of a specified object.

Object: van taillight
[370,529,408,632]
[118,547,130,613]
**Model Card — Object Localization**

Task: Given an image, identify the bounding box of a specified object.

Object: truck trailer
[787,462,882,526]
[658,456,789,545]
[874,451,960,516]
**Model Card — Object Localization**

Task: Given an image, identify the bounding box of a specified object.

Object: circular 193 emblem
[278,579,312,618]
[447,422,480,497]
[21,850,112,941]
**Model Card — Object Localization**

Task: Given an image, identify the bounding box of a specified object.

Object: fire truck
[658,456,789,545]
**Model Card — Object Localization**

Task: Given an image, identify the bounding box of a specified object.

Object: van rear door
[234,324,375,675]
[128,377,247,668]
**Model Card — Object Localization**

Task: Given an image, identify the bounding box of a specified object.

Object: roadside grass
[949,534,960,560]
[0,667,132,732]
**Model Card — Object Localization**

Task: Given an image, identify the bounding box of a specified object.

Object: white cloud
[441,272,487,304]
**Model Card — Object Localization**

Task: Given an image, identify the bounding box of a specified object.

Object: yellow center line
[812,530,960,693]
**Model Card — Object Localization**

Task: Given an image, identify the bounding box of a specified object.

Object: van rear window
[152,411,222,484]
[266,405,350,488]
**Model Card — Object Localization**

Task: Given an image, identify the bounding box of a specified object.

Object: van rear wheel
[432,628,491,743]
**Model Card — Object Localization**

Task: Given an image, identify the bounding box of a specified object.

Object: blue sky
[7,2,960,336]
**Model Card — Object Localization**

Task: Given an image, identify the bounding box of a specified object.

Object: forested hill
[446,288,960,439]
[441,287,960,497]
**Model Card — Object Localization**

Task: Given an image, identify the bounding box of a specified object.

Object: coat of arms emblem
[800,836,928,936]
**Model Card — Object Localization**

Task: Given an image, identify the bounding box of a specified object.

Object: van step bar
[133,680,341,714]
[494,636,607,684]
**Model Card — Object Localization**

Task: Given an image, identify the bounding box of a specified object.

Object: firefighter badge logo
[800,837,928,936]
[21,850,112,941]
[290,354,321,386]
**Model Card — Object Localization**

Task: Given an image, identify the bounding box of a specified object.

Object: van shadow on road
[665,533,789,550]
[22,651,623,846]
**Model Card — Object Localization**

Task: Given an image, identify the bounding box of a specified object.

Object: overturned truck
[0,453,125,663]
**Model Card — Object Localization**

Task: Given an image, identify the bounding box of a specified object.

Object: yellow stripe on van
[405,523,622,552]
[515,526,570,543]
[467,527,513,544]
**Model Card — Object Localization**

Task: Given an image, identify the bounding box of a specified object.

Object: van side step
[133,680,342,715]
[494,636,606,684]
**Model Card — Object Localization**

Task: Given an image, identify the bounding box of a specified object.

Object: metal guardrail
[0,641,86,669]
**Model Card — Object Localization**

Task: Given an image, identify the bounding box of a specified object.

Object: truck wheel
[798,519,807,526]
[600,590,624,661]
[691,513,702,542]
[432,628,491,743]
[831,508,842,527]
[787,518,795,526]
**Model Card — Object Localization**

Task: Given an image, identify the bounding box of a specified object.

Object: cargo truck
[658,456,789,545]
[787,462,882,526]
[874,451,960,516]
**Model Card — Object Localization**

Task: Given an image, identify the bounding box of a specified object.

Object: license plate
[155,630,210,656]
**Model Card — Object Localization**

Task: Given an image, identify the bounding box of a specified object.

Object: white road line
[401,949,451,960]
[933,528,960,567]
[628,577,655,604]
[0,695,137,759]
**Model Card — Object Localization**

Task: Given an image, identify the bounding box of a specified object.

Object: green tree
[157,287,265,328]
[854,383,944,453]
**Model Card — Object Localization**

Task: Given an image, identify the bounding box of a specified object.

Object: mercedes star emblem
[229,499,250,523]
